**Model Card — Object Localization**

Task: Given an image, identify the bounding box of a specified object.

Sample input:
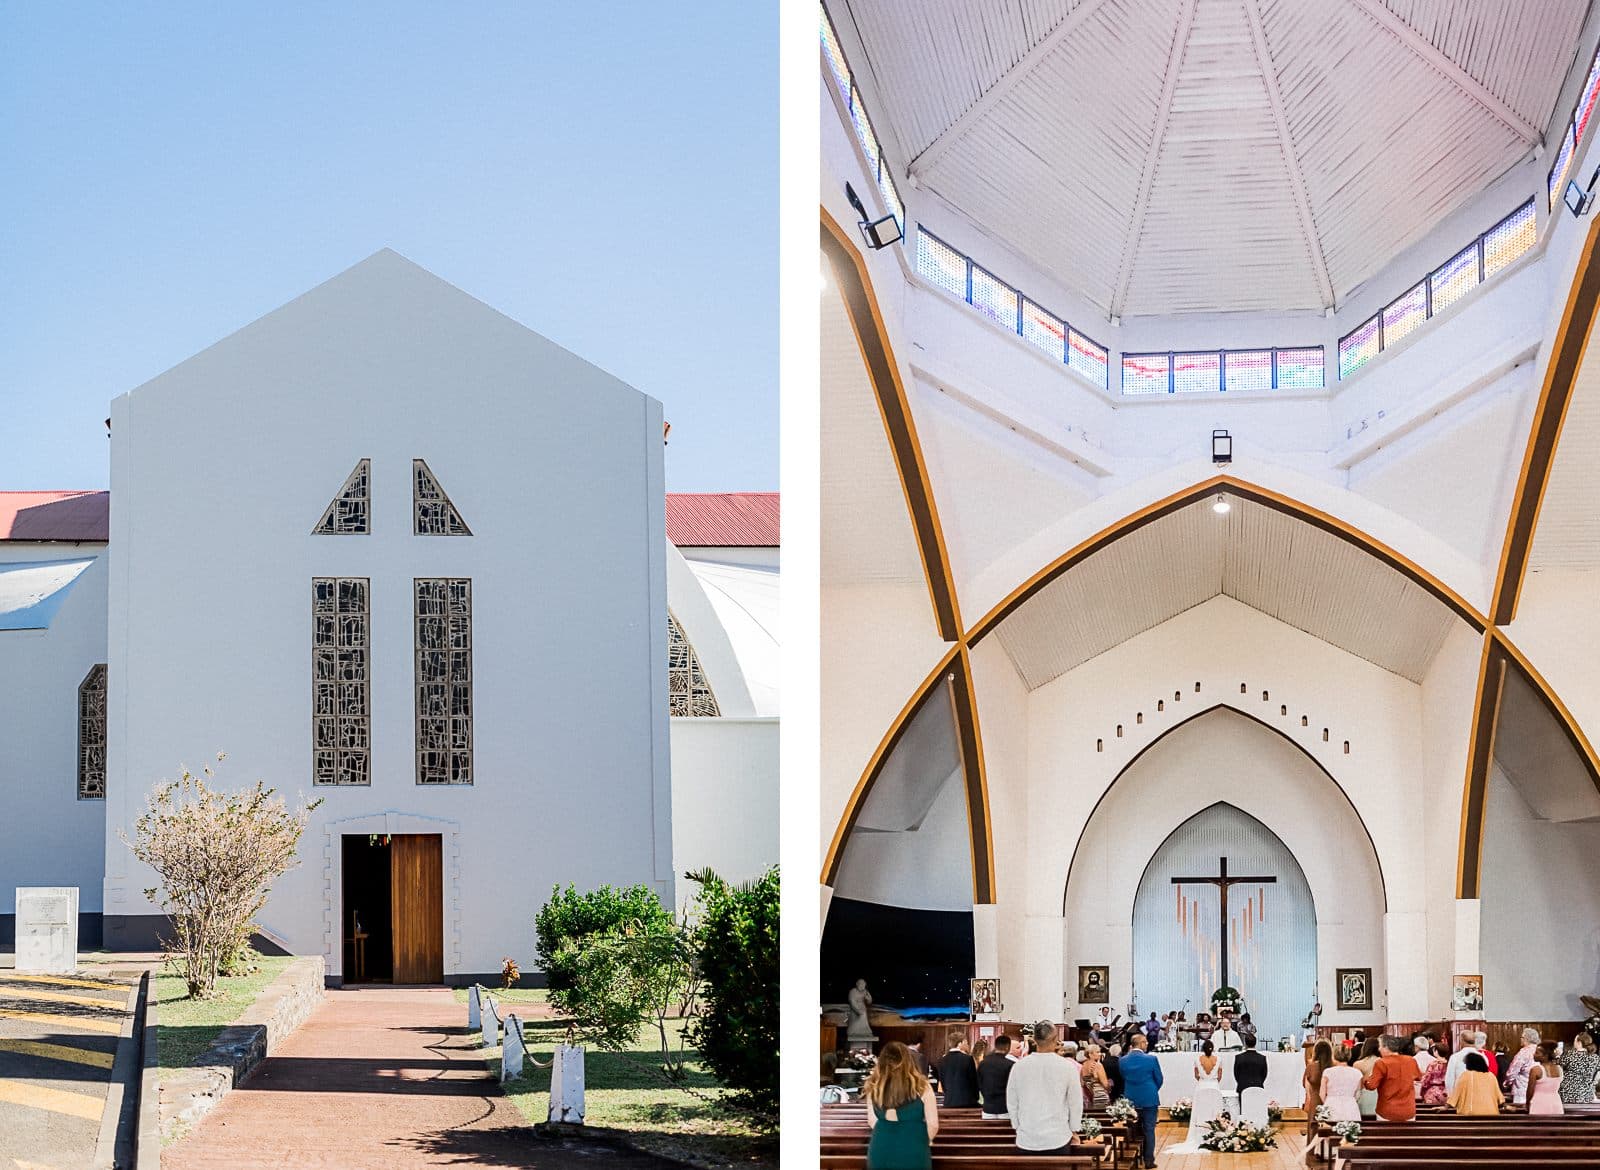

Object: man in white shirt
[1444,1031,1487,1094]
[1411,1034,1435,1097]
[1007,1020,1084,1154]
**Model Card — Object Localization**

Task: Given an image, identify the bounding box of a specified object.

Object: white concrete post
[468,984,481,1030]
[501,1014,524,1080]
[481,993,501,1048]
[550,1045,586,1124]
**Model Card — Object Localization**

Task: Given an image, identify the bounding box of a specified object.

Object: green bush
[686,866,779,1117]
[534,882,671,993]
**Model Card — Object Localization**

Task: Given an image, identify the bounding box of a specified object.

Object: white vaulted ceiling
[838,0,1585,316]
[992,495,1458,688]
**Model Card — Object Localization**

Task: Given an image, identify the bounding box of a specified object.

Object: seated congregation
[823,1023,1600,1168]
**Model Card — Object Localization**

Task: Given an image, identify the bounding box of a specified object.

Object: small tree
[122,755,319,998]
[687,865,779,1117]
[534,882,672,993]
[553,914,699,1080]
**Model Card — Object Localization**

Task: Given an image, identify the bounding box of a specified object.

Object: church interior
[819,0,1600,1161]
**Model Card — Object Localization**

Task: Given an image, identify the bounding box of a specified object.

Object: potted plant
[1266,1099,1283,1124]
[1079,1118,1103,1144]
[1168,1097,1193,1123]
[1332,1120,1361,1147]
[1105,1097,1137,1124]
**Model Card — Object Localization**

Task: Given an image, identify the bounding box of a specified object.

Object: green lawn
[458,988,774,1169]
[153,955,296,1077]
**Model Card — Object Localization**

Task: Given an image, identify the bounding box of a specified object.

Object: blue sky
[0,2,775,492]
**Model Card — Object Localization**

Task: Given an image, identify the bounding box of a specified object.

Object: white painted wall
[105,251,672,977]
[669,716,778,902]
[1480,765,1600,1019]
[0,542,109,921]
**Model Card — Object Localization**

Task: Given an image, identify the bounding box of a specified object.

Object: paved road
[0,969,135,1170]
[163,987,675,1169]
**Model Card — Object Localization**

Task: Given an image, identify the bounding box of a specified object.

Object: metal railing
[1337,200,1537,380]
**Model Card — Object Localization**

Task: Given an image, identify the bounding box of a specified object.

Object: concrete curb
[92,970,145,1170]
[135,970,159,1169]
[158,955,325,1143]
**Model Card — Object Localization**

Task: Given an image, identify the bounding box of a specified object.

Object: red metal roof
[666,492,779,547]
[0,491,110,542]
[2,489,775,547]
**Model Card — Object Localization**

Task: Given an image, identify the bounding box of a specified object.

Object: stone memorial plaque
[16,886,78,974]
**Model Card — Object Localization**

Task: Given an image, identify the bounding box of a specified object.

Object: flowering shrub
[1266,1099,1283,1123]
[1080,1118,1103,1140]
[1199,1118,1278,1152]
[1106,1097,1137,1123]
[1168,1097,1193,1122]
[1332,1121,1362,1143]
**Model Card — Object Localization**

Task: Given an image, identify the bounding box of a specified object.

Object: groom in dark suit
[1233,1033,1268,1093]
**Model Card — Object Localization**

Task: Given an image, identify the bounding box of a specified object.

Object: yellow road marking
[0,1077,102,1121]
[0,1038,114,1069]
[0,1009,123,1036]
[0,986,125,1010]
[3,973,128,993]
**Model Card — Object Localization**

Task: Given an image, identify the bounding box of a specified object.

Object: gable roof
[0,492,110,542]
[666,493,779,547]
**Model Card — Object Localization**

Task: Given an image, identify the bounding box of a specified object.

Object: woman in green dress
[864,1041,939,1170]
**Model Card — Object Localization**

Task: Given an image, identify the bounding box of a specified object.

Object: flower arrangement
[839,1048,876,1071]
[1332,1121,1362,1144]
[1154,1041,1177,1052]
[1105,1097,1137,1123]
[1313,1104,1333,1124]
[501,956,520,989]
[1167,1097,1193,1122]
[1210,985,1245,1015]
[1199,1118,1278,1153]
[1080,1118,1103,1141]
[1266,1099,1283,1124]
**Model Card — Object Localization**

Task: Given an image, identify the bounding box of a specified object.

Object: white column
[1025,915,1066,1023]
[973,903,1000,979]
[1383,911,1428,1020]
[1453,897,1481,1011]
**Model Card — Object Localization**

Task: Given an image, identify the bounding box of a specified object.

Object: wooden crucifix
[1172,856,1275,990]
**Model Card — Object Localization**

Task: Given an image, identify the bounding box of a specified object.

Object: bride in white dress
[1167,1041,1226,1154]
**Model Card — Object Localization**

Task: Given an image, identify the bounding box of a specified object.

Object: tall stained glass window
[312,578,369,786]
[78,664,107,799]
[416,578,473,785]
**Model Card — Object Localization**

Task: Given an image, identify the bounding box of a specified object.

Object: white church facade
[820,0,1600,1055]
[0,251,777,983]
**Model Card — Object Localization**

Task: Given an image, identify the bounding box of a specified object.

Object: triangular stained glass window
[413,459,472,535]
[312,459,371,534]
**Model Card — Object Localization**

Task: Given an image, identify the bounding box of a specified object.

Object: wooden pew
[819,1158,1097,1170]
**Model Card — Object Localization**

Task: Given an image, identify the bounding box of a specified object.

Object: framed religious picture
[1452,974,1484,1013]
[970,977,1001,1015]
[1078,965,1110,1004]
[1336,967,1372,1011]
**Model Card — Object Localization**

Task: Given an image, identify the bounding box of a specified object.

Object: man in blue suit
[1119,1033,1164,1168]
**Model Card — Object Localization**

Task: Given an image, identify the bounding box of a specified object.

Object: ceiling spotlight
[1213,494,1231,515]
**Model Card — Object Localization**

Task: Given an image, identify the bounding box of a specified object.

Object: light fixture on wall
[845,182,903,249]
[1212,429,1232,464]
[1564,166,1600,217]
[1213,493,1231,515]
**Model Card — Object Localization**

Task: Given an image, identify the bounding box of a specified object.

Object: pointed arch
[1063,703,1386,915]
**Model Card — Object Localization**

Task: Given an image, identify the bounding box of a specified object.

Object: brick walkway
[162,987,675,1169]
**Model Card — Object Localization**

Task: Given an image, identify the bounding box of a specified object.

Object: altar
[1154,1051,1306,1108]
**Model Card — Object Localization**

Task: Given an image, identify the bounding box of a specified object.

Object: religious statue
[846,978,877,1042]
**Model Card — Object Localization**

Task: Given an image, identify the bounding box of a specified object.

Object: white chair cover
[1240,1086,1270,1127]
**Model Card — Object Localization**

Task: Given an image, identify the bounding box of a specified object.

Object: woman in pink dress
[1321,1044,1364,1122]
[1526,1044,1565,1115]
[1419,1040,1450,1105]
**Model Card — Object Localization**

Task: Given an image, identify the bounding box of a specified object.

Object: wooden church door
[390,834,444,983]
